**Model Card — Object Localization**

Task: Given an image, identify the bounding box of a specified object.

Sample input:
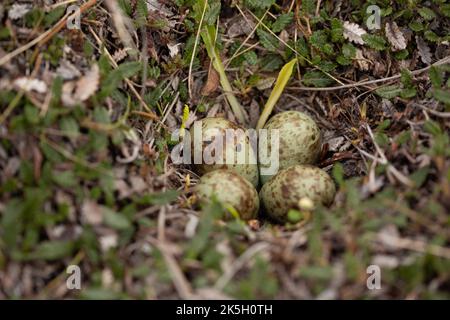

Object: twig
[374,233,450,260]
[415,104,450,118]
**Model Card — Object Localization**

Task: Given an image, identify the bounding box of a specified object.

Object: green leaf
[103,208,132,230]
[423,120,442,136]
[118,0,132,16]
[375,85,402,99]
[429,66,443,87]
[244,0,274,10]
[441,4,450,18]
[260,54,284,71]
[256,29,279,52]
[44,6,66,27]
[272,13,294,33]
[256,59,296,129]
[309,30,334,55]
[100,62,142,98]
[29,240,75,261]
[52,170,77,188]
[81,288,122,300]
[401,87,417,99]
[433,89,450,105]
[418,7,436,20]
[204,0,221,26]
[362,34,386,51]
[243,51,258,65]
[301,0,316,15]
[136,190,180,205]
[302,70,335,87]
[332,163,345,187]
[424,31,440,42]
[400,69,413,88]
[330,18,344,42]
[400,87,416,99]
[394,49,409,60]
[299,266,333,280]
[60,117,80,138]
[410,167,430,188]
[135,0,148,27]
[338,43,356,65]
[1,199,24,248]
[409,21,424,32]
[336,55,352,65]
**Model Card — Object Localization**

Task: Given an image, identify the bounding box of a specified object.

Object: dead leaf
[112,48,129,63]
[343,21,366,45]
[13,77,47,94]
[201,67,219,96]
[75,64,100,101]
[167,42,181,58]
[416,36,432,65]
[56,60,82,80]
[99,232,118,252]
[354,49,369,71]
[385,22,407,51]
[81,200,103,225]
[62,64,99,106]
[248,99,261,129]
[8,4,31,20]
[256,77,276,90]
[227,16,255,38]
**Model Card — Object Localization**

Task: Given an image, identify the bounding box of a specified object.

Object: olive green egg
[190,117,259,187]
[259,111,321,184]
[195,169,259,220]
[260,165,336,223]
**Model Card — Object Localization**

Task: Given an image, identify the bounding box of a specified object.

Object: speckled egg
[190,117,259,187]
[195,169,259,220]
[260,165,336,223]
[259,111,321,184]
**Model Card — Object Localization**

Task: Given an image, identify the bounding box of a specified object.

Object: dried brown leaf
[354,49,369,71]
[201,67,219,96]
[416,36,432,65]
[62,64,99,106]
[343,21,366,45]
[385,22,407,51]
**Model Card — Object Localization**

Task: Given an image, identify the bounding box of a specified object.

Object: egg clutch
[172,111,336,223]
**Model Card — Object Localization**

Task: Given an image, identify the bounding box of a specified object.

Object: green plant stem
[201,25,246,125]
